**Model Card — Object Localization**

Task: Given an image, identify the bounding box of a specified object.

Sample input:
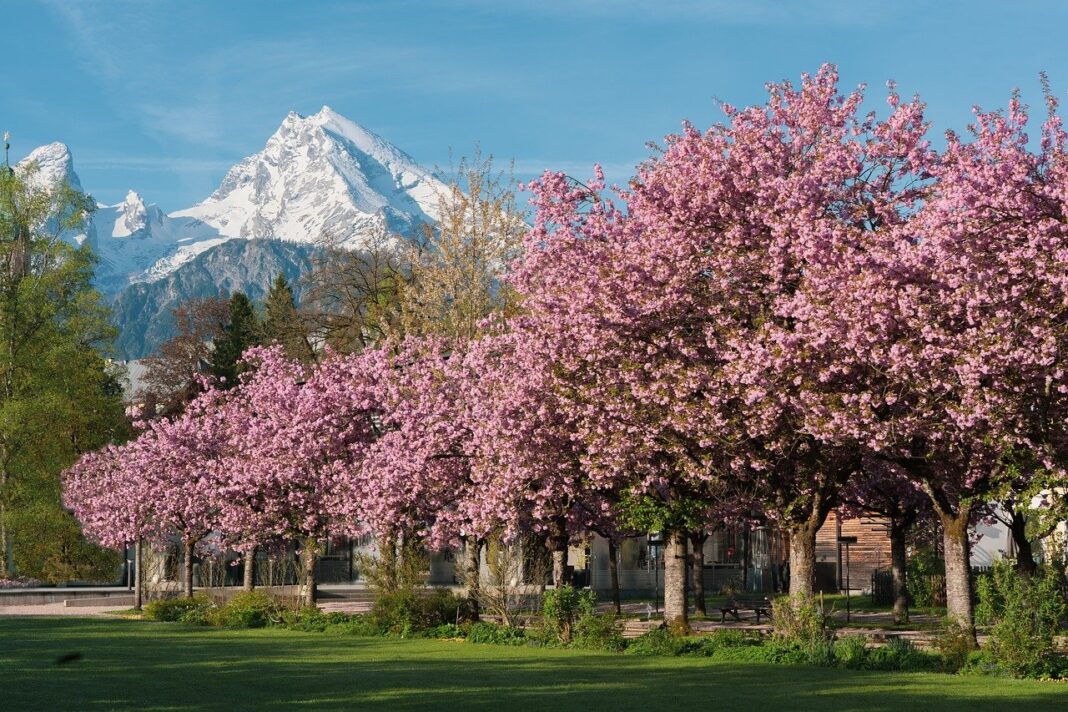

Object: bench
[717,595,772,623]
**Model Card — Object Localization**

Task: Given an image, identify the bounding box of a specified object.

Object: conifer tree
[211,293,261,388]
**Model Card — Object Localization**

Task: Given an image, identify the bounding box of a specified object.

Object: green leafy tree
[0,158,127,579]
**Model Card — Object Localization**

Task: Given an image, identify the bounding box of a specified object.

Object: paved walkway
[0,602,128,617]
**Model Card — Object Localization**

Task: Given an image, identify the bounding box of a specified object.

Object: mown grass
[1,617,1064,711]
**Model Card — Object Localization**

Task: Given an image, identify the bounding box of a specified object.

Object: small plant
[143,594,214,623]
[975,561,1067,678]
[542,584,596,643]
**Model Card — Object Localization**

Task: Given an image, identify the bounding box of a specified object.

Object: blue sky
[5,1,1068,211]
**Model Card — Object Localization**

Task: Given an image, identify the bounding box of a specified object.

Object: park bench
[717,595,773,623]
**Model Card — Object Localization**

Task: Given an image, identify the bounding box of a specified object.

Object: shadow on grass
[0,618,1063,711]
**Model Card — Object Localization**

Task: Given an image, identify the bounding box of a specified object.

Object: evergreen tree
[211,292,261,388]
[262,272,313,361]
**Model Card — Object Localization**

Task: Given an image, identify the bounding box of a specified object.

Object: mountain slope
[112,239,319,359]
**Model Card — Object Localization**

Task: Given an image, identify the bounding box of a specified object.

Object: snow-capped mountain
[17,106,448,357]
[172,106,444,246]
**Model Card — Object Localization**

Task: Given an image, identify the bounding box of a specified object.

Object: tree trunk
[380,530,397,593]
[464,536,481,621]
[301,537,318,607]
[663,531,688,630]
[182,540,195,598]
[243,545,257,591]
[689,532,708,617]
[133,538,143,611]
[608,539,621,616]
[940,510,975,639]
[549,518,569,587]
[889,522,908,624]
[1008,508,1037,578]
[788,520,819,597]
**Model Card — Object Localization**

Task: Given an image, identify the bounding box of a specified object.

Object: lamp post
[838,535,858,623]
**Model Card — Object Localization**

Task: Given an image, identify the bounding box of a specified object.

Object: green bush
[216,590,279,629]
[699,629,763,653]
[143,595,213,623]
[425,623,467,639]
[572,614,625,651]
[467,622,526,646]
[833,635,868,669]
[906,547,945,608]
[542,585,596,643]
[865,637,935,672]
[624,628,691,656]
[933,620,977,673]
[371,588,468,636]
[975,561,1067,679]
[771,594,831,650]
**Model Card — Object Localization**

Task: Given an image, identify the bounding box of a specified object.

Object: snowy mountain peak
[17,141,83,192]
[173,106,446,247]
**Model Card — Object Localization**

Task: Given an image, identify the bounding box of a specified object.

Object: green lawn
[1,617,1064,711]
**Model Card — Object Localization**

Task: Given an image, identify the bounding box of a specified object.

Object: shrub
[933,620,977,673]
[371,588,468,636]
[975,561,1067,678]
[467,622,526,646]
[697,629,764,655]
[143,595,213,623]
[216,590,279,629]
[279,606,334,632]
[572,614,625,652]
[906,547,945,608]
[542,585,596,643]
[833,635,868,669]
[771,594,831,650]
[624,628,690,656]
[865,637,934,672]
[425,623,467,639]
